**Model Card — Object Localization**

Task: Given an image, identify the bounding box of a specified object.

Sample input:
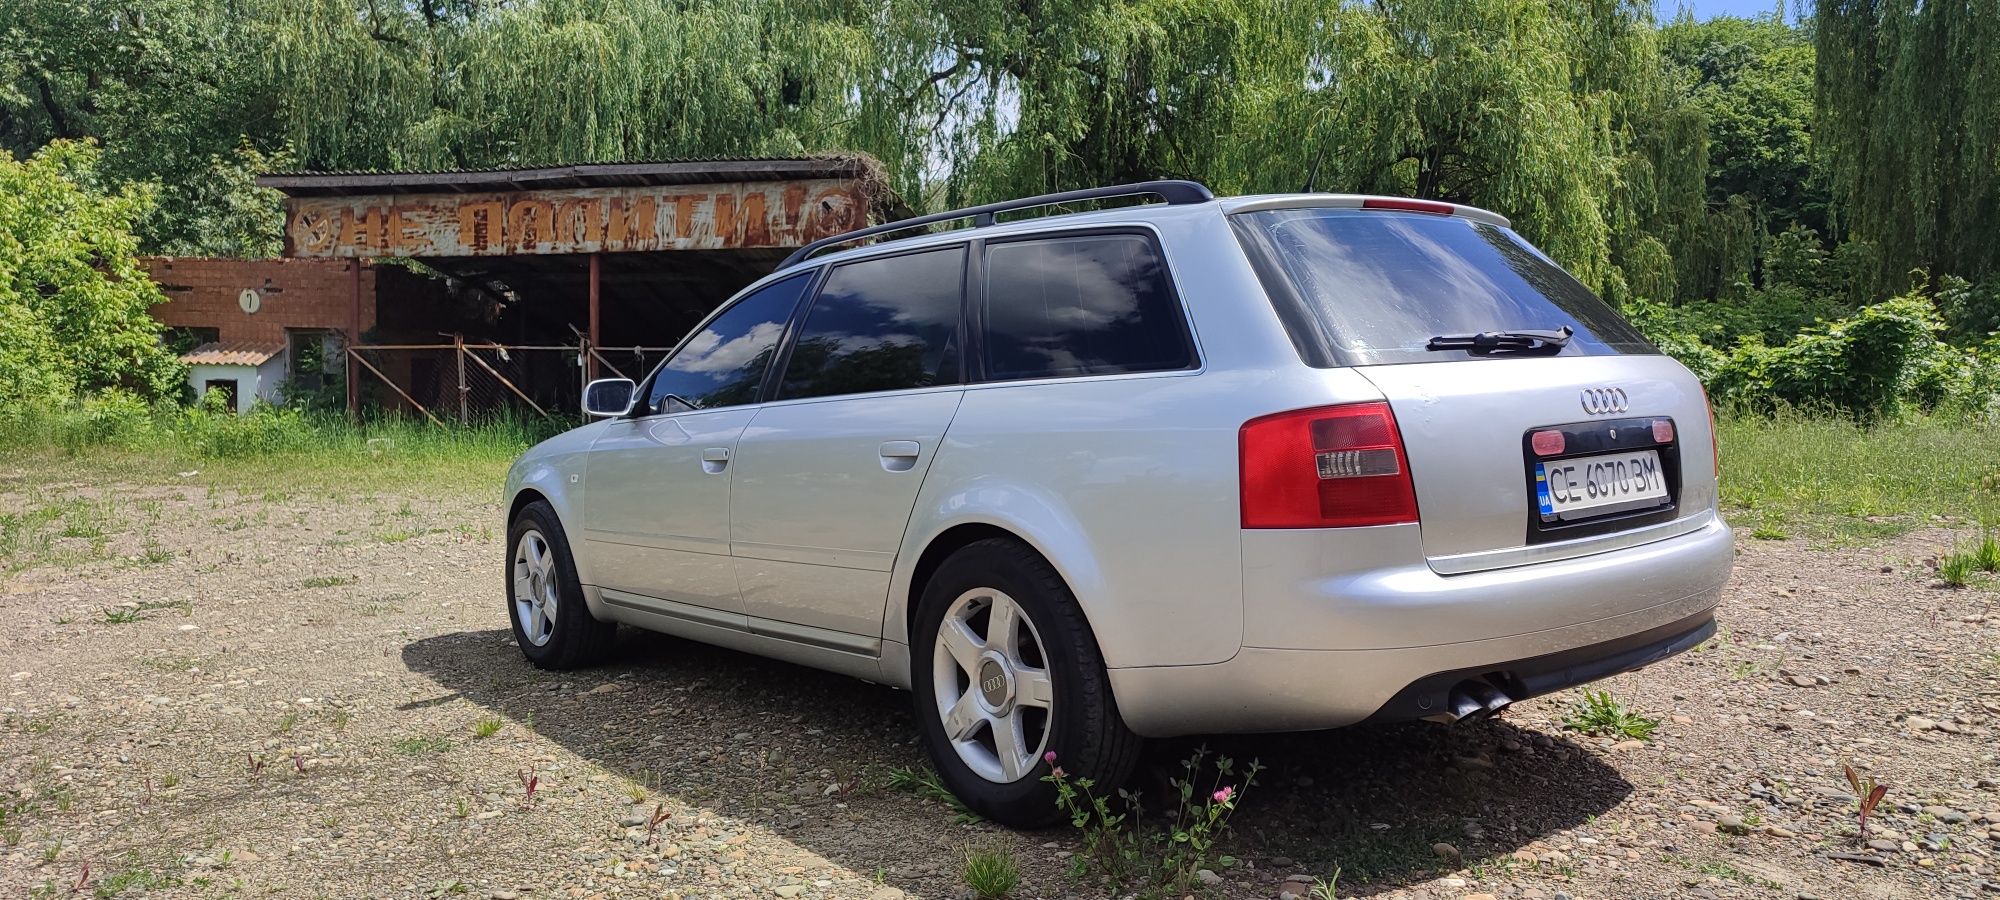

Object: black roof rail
[778,179,1214,269]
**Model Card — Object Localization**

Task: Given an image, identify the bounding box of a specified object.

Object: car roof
[744,191,1513,300]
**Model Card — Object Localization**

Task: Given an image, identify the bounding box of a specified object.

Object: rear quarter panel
[880,206,1395,672]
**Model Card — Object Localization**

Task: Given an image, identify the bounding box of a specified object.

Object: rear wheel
[911,538,1142,827]
[507,500,615,670]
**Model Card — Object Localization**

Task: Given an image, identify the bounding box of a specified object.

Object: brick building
[145,257,379,409]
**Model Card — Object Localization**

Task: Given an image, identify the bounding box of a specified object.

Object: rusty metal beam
[462,347,550,418]
[587,253,601,381]
[347,261,361,417]
[347,349,444,427]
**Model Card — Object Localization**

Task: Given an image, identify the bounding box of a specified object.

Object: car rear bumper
[1106,516,1732,737]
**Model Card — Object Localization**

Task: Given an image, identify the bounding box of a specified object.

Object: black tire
[506,500,616,670]
[910,538,1143,828]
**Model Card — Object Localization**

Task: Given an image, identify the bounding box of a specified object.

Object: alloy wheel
[512,529,560,647]
[930,587,1054,783]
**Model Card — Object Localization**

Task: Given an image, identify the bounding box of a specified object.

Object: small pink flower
[1212,785,1235,804]
[1051,766,1066,778]
[1044,751,1058,764]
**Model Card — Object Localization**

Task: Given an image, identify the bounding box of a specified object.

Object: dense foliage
[0,0,1994,418]
[0,142,183,410]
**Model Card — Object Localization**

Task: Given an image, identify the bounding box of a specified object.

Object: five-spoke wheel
[932,588,1055,782]
[512,529,561,647]
[911,537,1143,827]
[506,500,615,669]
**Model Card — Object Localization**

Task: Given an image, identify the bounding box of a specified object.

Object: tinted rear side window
[1230,209,1656,366]
[778,246,964,400]
[982,234,1193,380]
[646,272,811,414]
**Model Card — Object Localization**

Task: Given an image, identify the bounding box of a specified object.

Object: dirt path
[2,474,1997,899]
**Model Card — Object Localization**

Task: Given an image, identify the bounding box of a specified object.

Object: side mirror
[582,378,637,418]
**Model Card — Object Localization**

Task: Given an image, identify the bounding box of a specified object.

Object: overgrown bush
[1632,282,1998,421]
[0,141,185,412]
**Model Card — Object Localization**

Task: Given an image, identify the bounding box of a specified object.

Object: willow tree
[1277,0,1708,303]
[1816,0,2000,294]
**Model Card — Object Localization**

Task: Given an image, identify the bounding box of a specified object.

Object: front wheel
[507,500,615,670]
[910,539,1143,827]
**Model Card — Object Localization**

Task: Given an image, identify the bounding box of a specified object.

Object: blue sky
[1655,0,1803,21]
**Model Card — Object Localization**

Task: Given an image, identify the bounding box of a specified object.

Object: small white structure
[180,342,288,414]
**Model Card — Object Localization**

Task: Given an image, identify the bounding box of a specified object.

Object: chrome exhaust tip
[1445,679,1514,723]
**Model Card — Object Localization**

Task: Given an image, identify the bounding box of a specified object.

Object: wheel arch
[882,511,1113,688]
[505,484,602,610]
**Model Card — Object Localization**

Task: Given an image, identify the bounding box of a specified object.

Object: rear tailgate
[1358,354,1718,574]
[1227,202,1722,575]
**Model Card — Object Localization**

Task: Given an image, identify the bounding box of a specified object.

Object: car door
[582,272,814,618]
[729,245,968,647]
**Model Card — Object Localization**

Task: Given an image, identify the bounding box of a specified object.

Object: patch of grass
[135,542,174,565]
[275,712,299,734]
[470,716,503,739]
[393,736,453,755]
[1694,860,1780,890]
[359,593,408,616]
[100,607,143,625]
[1939,531,2000,588]
[0,411,546,500]
[1748,522,1788,541]
[1719,413,2000,545]
[1940,552,1978,587]
[375,526,426,544]
[1562,690,1660,740]
[886,764,980,823]
[299,574,357,589]
[138,654,200,673]
[93,866,176,898]
[961,846,1020,900]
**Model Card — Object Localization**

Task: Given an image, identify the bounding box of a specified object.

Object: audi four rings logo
[1580,387,1629,414]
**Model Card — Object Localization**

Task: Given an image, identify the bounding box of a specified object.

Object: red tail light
[1361,198,1455,215]
[1240,402,1419,528]
[1703,387,1720,480]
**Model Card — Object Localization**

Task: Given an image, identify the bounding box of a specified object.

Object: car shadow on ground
[404,626,1631,897]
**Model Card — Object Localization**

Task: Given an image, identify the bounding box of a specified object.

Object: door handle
[879,441,921,472]
[700,447,730,474]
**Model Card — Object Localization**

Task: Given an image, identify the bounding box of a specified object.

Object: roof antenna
[1301,116,1332,193]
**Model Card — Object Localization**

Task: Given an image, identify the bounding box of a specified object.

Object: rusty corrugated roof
[256,154,888,198]
[180,342,286,366]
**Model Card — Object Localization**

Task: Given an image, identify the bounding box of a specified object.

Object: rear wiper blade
[1426,325,1574,355]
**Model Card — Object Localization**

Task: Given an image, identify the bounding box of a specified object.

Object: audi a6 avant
[502,181,1734,826]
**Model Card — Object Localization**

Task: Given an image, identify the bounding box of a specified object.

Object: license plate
[1535,450,1668,521]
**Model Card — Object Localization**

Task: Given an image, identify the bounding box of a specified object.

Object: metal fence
[347,339,673,423]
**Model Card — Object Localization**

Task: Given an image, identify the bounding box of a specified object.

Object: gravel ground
[2,471,1998,900]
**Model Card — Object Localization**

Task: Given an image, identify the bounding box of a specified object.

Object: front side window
[982,234,1193,380]
[645,273,811,414]
[777,246,965,400]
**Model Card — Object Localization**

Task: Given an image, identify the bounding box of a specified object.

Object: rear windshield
[1230,208,1657,366]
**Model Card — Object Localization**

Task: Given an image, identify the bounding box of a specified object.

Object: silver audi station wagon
[502,181,1734,826]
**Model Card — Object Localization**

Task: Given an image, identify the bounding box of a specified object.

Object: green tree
[1815,0,2000,294]
[0,141,185,409]
[0,0,284,255]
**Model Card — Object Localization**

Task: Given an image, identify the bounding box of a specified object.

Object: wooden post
[587,252,602,381]
[347,261,362,417]
[454,334,469,425]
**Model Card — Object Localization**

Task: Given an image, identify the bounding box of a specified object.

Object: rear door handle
[700,447,730,474]
[879,440,921,472]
